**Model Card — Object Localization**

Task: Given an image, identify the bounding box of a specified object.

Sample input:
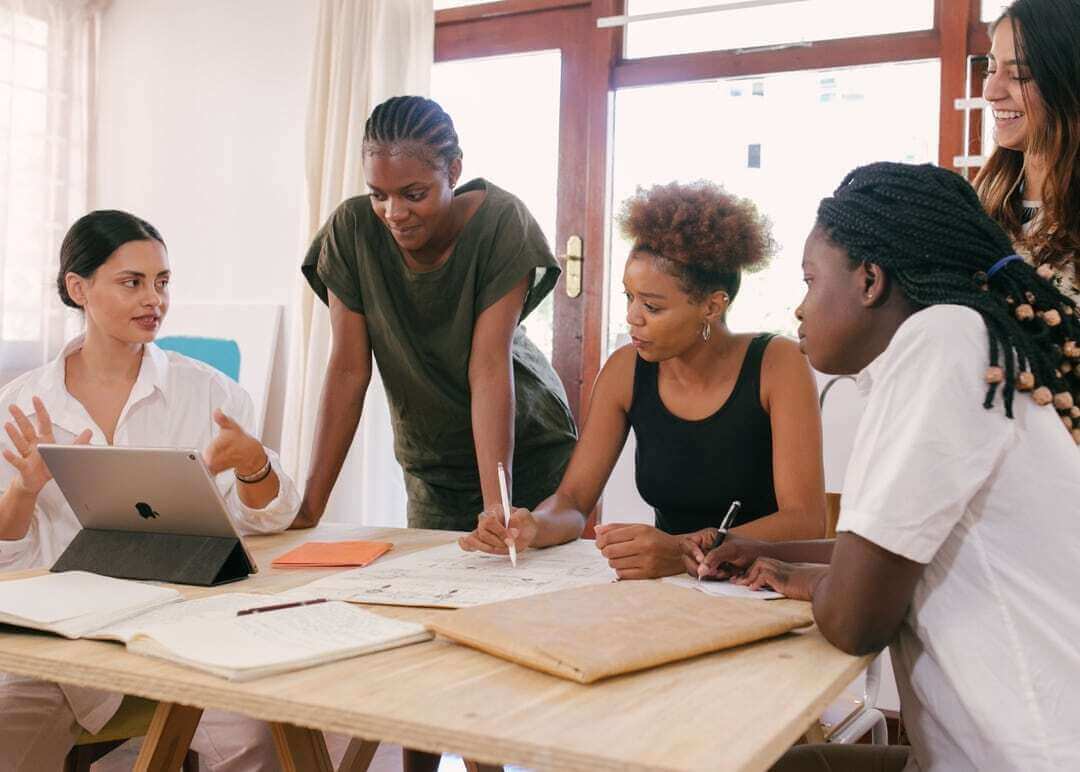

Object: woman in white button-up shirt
[0,210,300,771]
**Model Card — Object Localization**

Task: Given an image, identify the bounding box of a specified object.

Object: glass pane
[982,0,1007,22]
[606,60,940,352]
[434,0,494,9]
[13,13,46,46]
[0,38,11,83]
[624,0,934,59]
[13,41,46,90]
[431,51,562,360]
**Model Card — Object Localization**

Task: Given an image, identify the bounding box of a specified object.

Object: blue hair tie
[986,254,1024,278]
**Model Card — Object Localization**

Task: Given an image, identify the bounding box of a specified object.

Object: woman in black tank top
[460,181,826,579]
[629,332,778,535]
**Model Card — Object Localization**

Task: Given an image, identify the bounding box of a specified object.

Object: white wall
[94,0,318,449]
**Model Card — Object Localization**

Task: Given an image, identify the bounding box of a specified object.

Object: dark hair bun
[58,210,165,309]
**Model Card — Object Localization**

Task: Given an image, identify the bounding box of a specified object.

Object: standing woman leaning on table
[0,210,299,770]
[294,96,577,532]
[975,0,1080,304]
[461,181,826,578]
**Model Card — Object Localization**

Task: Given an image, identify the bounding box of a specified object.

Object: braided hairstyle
[362,96,463,170]
[818,162,1080,441]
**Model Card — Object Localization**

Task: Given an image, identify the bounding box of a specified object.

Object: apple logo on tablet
[135,502,160,520]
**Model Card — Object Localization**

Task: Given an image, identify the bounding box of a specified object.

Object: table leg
[802,722,827,744]
[270,722,333,772]
[133,701,204,772]
[338,738,380,772]
[463,762,503,772]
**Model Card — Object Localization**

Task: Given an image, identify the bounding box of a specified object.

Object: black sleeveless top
[628,334,778,535]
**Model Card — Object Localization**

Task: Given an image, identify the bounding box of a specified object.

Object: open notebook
[0,572,431,680]
[0,571,182,639]
[126,600,432,681]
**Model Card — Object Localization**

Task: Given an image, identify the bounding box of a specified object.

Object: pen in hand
[497,461,517,568]
[698,500,741,581]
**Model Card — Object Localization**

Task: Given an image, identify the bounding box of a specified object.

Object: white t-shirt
[837,305,1080,772]
[0,336,300,731]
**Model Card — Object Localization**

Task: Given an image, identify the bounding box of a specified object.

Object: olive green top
[302,178,577,529]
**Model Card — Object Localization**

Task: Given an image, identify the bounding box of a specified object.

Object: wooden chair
[63,695,199,772]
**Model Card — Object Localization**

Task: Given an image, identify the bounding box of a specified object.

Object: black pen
[698,501,741,581]
[236,598,328,616]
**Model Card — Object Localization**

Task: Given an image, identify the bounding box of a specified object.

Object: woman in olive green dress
[294,95,577,537]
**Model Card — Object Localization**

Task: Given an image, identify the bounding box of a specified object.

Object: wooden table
[0,524,868,772]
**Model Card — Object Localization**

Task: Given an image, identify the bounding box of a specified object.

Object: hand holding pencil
[458,469,539,558]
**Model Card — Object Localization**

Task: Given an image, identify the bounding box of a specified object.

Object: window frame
[435,0,992,417]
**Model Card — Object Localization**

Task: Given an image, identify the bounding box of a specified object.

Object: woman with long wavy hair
[975,0,1080,303]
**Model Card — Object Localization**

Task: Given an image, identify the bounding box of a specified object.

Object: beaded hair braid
[818,162,1080,442]
[362,96,463,170]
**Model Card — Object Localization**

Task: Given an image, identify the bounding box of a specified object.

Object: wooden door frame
[436,0,619,422]
[436,0,992,419]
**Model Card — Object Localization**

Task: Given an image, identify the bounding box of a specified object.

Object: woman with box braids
[817,161,1080,440]
[701,160,1080,772]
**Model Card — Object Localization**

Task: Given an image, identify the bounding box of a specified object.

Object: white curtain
[0,0,106,384]
[281,0,432,526]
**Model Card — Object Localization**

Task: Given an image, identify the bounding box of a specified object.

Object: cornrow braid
[818,162,1080,441]
[363,96,463,170]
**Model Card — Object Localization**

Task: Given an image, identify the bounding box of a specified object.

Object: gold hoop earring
[701,321,711,342]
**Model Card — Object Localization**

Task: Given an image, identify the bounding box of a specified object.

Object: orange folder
[271,541,393,568]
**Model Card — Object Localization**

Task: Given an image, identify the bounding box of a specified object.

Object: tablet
[37,444,258,574]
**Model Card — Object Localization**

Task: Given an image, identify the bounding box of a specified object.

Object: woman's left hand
[203,409,266,476]
[730,557,828,601]
[594,523,686,580]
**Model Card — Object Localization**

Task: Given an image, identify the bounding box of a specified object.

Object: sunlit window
[981,0,1007,22]
[606,60,940,349]
[0,10,50,359]
[623,0,935,59]
[433,0,493,9]
[432,51,562,359]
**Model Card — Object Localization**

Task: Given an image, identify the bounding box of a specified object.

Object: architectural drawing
[285,540,618,608]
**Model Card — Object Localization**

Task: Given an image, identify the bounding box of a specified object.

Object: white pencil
[497,461,517,567]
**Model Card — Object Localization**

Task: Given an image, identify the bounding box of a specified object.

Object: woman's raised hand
[2,397,91,495]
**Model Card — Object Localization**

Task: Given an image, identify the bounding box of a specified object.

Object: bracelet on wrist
[235,452,271,484]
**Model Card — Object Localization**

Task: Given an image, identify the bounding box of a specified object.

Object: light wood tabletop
[0,524,868,772]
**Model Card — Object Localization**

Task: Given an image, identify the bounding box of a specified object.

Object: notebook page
[129,601,430,672]
[0,571,180,625]
[663,574,784,600]
[283,540,618,608]
[95,593,273,642]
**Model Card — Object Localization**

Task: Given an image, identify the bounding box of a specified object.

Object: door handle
[564,235,583,298]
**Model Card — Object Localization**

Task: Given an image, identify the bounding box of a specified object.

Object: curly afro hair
[618,180,774,301]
